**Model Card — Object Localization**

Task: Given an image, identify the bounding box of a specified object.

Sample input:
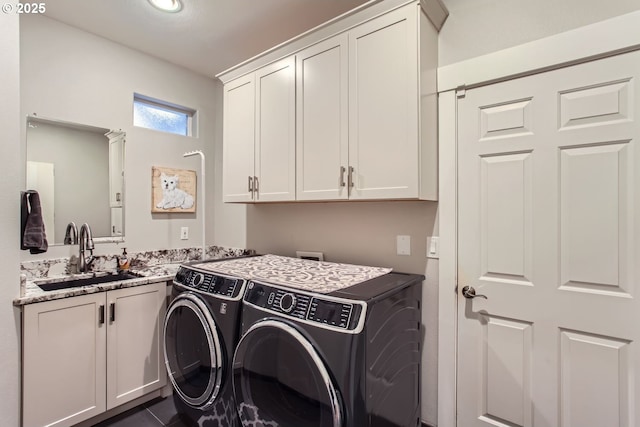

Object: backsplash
[20,245,254,280]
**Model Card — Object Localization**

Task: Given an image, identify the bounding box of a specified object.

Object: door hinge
[456,85,466,99]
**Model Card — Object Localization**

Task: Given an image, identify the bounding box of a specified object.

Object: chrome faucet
[64,222,78,245]
[78,223,95,273]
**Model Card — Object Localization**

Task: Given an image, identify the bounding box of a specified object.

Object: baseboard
[422,423,435,427]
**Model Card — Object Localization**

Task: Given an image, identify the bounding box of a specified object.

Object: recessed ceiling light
[148,0,182,13]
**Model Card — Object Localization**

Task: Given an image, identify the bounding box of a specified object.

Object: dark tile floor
[94,396,188,427]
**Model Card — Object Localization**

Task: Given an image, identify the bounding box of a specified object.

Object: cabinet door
[108,131,124,208]
[223,74,256,202]
[23,293,107,427]
[296,34,349,201]
[255,57,296,201]
[348,5,419,199]
[106,282,167,409]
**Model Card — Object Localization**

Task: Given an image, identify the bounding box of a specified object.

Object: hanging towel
[21,190,48,254]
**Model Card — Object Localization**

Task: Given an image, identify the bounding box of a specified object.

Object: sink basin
[37,272,140,292]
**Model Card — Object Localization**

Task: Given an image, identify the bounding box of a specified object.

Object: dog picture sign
[151,166,196,213]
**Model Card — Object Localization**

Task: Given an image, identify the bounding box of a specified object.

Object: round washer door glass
[233,320,342,427]
[164,293,223,409]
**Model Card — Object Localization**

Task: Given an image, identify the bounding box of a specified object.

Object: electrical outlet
[180,227,189,240]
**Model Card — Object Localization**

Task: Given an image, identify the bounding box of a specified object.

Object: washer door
[233,320,342,427]
[163,292,224,409]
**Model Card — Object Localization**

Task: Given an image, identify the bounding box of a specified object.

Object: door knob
[462,286,487,299]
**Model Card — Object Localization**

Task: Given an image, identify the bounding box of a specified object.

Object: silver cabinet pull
[99,305,105,325]
[462,286,488,300]
[339,166,346,187]
[254,176,259,199]
[348,166,355,188]
[248,176,253,193]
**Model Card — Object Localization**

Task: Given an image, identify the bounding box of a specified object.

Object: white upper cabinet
[349,5,419,200]
[223,74,255,202]
[296,34,349,201]
[223,58,296,202]
[255,57,296,202]
[221,1,439,202]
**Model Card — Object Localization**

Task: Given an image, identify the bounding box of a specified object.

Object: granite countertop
[14,263,181,306]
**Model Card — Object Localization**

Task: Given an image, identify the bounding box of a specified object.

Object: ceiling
[39,0,378,78]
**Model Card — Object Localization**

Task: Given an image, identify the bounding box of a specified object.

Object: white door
[348,4,419,200]
[296,34,349,201]
[223,74,255,202]
[26,160,55,242]
[255,56,296,202]
[23,293,107,427]
[106,282,167,409]
[457,51,640,427]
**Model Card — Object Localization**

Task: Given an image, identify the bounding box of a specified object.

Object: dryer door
[163,292,224,409]
[233,319,342,427]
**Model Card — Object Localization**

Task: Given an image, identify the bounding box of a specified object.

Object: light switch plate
[427,236,439,259]
[397,235,411,256]
[180,227,189,240]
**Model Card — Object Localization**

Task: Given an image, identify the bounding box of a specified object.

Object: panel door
[23,293,107,427]
[106,282,167,409]
[457,51,640,427]
[255,56,296,202]
[223,74,256,202]
[296,34,349,201]
[348,4,419,200]
[107,131,124,208]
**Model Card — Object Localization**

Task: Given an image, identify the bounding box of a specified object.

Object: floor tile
[94,406,163,427]
[145,396,181,425]
[166,419,192,427]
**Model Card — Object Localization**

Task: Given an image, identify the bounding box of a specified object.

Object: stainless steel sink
[36,272,140,292]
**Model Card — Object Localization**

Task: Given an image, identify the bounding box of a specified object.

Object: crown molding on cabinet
[216,0,447,83]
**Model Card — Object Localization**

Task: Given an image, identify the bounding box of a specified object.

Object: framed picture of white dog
[151,166,196,213]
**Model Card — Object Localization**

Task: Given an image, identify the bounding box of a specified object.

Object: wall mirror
[25,115,125,245]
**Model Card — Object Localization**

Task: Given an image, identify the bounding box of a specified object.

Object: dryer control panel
[244,281,366,333]
[174,267,245,300]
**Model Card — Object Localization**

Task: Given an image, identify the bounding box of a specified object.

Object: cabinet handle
[116,192,121,202]
[254,176,259,199]
[248,176,253,193]
[109,302,115,322]
[99,305,105,325]
[339,166,346,187]
[348,166,355,188]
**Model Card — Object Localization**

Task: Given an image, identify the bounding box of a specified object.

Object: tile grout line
[145,407,167,426]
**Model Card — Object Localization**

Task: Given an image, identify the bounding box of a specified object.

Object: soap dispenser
[118,248,130,272]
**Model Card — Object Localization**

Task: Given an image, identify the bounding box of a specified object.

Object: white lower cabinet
[22,281,167,427]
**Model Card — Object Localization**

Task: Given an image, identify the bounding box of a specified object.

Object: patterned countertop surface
[14,263,181,306]
[193,254,393,294]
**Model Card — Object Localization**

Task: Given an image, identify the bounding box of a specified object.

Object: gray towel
[21,190,48,254]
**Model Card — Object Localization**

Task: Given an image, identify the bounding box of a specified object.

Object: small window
[133,94,196,137]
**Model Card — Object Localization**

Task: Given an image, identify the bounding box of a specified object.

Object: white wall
[20,15,247,261]
[439,0,640,66]
[0,11,22,427]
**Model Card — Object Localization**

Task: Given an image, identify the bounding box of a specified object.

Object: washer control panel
[174,267,245,299]
[244,281,365,332]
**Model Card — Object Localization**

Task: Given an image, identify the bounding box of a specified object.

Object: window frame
[133,93,197,137]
